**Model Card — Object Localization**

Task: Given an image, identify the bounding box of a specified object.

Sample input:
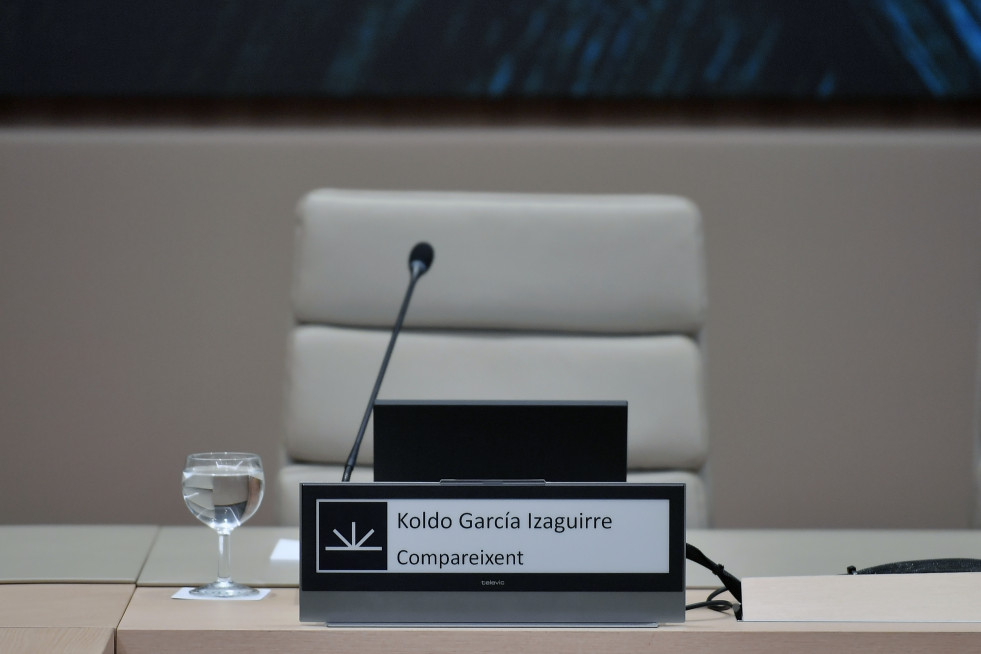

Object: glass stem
[217,531,231,585]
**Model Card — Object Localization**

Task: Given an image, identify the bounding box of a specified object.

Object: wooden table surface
[136,526,981,588]
[0,583,135,654]
[5,526,981,653]
[115,586,981,654]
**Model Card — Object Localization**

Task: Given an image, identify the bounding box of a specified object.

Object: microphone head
[408,242,434,275]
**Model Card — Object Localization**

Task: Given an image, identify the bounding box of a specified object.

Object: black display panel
[372,400,628,484]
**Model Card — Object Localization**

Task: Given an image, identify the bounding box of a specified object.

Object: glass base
[189,580,259,598]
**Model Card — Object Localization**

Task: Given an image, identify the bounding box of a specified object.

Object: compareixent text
[397,549,525,569]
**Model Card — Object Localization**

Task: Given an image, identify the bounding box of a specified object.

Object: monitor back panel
[372,400,628,483]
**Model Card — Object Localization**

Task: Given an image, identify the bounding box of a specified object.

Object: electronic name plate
[299,482,685,626]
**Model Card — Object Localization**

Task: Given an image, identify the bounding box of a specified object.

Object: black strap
[848,558,981,575]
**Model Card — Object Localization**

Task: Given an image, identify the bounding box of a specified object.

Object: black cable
[685,542,744,619]
[686,586,739,613]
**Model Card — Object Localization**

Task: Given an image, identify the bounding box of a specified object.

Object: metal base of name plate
[302,590,676,626]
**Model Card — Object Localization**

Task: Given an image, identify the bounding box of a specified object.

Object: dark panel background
[3,0,981,100]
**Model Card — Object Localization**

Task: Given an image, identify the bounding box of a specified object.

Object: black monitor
[372,400,627,483]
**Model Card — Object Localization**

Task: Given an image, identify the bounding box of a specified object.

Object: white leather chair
[278,189,710,526]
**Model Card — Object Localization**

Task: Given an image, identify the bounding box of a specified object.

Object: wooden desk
[5,527,981,653]
[0,629,113,654]
[137,525,981,588]
[685,528,981,585]
[0,525,158,583]
[0,583,135,654]
[133,526,981,588]
[0,525,155,653]
[137,526,299,587]
[5,525,976,588]
[115,586,981,654]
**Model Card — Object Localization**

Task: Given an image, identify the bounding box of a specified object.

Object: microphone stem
[342,268,423,481]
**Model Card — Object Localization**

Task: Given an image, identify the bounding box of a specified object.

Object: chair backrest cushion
[286,189,708,473]
[286,326,707,469]
[294,189,705,333]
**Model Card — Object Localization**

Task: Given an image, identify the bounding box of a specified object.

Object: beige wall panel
[0,128,978,528]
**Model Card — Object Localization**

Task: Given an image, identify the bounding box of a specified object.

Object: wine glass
[181,452,265,598]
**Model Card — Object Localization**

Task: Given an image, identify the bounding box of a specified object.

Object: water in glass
[181,452,264,598]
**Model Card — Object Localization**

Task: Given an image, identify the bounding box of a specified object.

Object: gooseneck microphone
[342,242,434,482]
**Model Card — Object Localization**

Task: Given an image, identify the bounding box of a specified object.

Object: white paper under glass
[181,452,265,598]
